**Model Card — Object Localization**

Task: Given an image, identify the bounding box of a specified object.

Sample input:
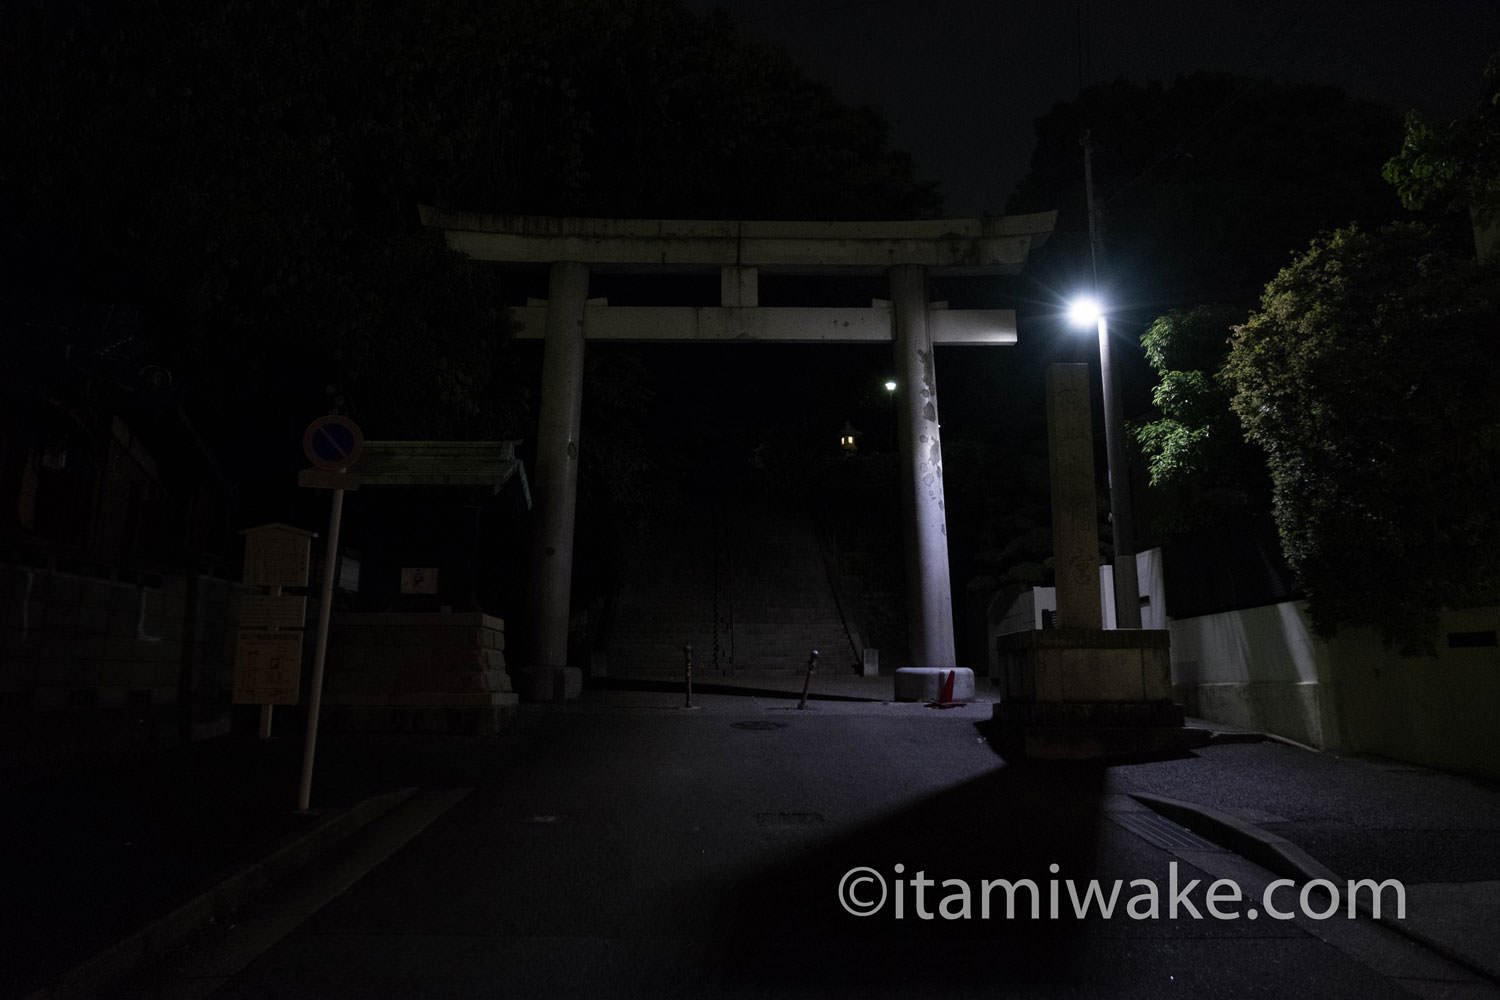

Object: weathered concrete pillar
[1046,364,1103,629]
[526,260,589,700]
[889,264,971,702]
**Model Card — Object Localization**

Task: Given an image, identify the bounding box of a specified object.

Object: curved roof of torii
[418,206,1056,276]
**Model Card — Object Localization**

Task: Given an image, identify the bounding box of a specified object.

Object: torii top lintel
[418,206,1056,276]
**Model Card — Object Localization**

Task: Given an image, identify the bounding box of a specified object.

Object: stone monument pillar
[1046,365,1103,630]
[991,364,1203,757]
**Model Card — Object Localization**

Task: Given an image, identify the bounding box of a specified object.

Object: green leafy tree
[1382,51,1500,259]
[1008,73,1401,558]
[1225,224,1500,652]
[1133,305,1272,533]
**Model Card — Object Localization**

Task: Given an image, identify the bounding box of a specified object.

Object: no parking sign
[302,414,363,471]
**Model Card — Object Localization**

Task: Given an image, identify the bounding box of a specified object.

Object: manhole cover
[731,720,786,731]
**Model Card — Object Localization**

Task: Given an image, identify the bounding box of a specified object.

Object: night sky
[686,0,1500,217]
[638,0,1500,484]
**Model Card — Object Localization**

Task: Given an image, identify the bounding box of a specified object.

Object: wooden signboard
[232,630,304,705]
[241,523,315,589]
[239,594,309,630]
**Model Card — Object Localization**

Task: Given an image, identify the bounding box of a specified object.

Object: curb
[24,786,420,1000]
[1132,791,1500,986]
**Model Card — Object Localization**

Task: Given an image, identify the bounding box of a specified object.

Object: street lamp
[1067,295,1141,628]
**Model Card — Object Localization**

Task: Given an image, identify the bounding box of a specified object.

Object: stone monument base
[992,629,1209,759]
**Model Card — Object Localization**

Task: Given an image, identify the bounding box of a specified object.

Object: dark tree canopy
[1383,51,1500,259]
[0,0,940,530]
[1226,224,1500,653]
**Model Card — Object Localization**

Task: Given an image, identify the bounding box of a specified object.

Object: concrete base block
[991,627,1201,759]
[522,666,584,702]
[893,667,975,703]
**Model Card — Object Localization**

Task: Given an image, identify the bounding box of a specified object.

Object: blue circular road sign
[303,415,363,471]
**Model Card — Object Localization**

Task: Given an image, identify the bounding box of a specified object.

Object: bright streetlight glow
[884,380,897,392]
[1067,296,1103,328]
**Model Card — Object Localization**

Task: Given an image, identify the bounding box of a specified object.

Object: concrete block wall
[0,563,238,711]
[325,612,516,733]
[0,562,241,765]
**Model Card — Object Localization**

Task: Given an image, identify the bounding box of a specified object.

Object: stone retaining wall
[326,612,517,734]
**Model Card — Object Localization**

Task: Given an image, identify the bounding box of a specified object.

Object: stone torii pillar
[525,261,589,700]
[889,265,971,702]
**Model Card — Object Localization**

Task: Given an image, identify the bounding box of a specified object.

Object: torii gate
[419,208,1056,701]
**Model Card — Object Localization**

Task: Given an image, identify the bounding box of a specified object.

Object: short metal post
[683,644,694,709]
[798,649,819,710]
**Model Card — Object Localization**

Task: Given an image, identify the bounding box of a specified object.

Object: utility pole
[1082,132,1142,628]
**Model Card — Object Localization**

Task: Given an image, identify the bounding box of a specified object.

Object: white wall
[1168,599,1500,777]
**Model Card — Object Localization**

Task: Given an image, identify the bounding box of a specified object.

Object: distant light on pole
[884,380,897,392]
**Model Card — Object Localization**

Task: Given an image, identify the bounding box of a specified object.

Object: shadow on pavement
[704,762,1109,995]
[0,734,319,998]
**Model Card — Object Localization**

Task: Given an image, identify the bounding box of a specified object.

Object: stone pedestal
[326,612,518,734]
[990,364,1205,759]
[992,628,1208,759]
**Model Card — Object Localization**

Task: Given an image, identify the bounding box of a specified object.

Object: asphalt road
[115,688,1497,999]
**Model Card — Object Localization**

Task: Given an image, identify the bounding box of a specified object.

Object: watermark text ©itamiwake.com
[837,863,1405,922]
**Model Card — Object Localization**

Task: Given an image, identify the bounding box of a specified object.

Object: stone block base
[992,628,1203,759]
[893,667,975,703]
[996,628,1173,702]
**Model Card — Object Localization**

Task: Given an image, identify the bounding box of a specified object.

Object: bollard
[684,644,695,709]
[797,649,819,710]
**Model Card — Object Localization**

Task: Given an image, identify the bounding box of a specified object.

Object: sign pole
[298,469,346,812]
[258,584,283,740]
